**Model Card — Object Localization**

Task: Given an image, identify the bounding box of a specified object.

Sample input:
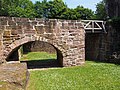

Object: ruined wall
[104,22,120,63]
[87,0,120,62]
[106,0,120,18]
[106,0,120,53]
[0,17,85,66]
[101,0,120,63]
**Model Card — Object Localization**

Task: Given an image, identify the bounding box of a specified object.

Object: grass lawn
[22,52,120,90]
[20,52,57,61]
[20,52,58,69]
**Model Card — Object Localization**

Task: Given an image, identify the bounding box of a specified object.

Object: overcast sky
[31,0,102,11]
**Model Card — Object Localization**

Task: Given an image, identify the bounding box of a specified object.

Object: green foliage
[34,0,68,19]
[0,0,95,20]
[8,0,36,18]
[0,0,36,18]
[28,61,120,90]
[95,0,107,20]
[47,0,67,19]
[0,0,10,16]
[34,0,49,18]
[60,6,94,20]
[34,0,94,20]
[60,8,78,20]
[75,6,94,20]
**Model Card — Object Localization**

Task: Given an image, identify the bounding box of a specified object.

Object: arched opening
[6,46,22,61]
[6,41,63,69]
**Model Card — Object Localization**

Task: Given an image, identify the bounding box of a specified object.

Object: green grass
[20,52,57,61]
[21,52,120,90]
[27,62,120,90]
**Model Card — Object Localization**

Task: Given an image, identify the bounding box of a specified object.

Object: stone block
[37,21,45,25]
[17,22,30,26]
[61,23,69,29]
[11,29,23,35]
[8,20,16,26]
[23,25,33,30]
[14,18,29,22]
[35,26,45,34]
[0,18,7,25]
[44,34,54,39]
[49,20,57,29]
[31,21,37,25]
[68,22,74,26]
[3,31,11,36]
[75,22,83,26]
[0,26,4,30]
[0,63,29,90]
[35,18,44,21]
[45,26,53,33]
[0,21,7,25]
[24,29,36,34]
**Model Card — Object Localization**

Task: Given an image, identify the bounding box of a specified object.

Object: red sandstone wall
[23,41,56,54]
[0,17,85,66]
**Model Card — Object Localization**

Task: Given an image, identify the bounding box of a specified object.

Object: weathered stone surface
[23,41,56,54]
[0,17,85,67]
[94,0,120,62]
[0,62,29,90]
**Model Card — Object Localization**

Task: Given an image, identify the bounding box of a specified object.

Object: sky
[31,0,102,11]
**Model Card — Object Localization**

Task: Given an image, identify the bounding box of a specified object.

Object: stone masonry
[23,41,56,54]
[0,63,29,90]
[0,17,85,67]
[101,0,120,63]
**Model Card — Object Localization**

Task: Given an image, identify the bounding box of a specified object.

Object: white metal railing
[81,20,106,33]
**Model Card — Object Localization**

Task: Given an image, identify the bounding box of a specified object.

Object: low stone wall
[0,62,29,90]
[23,41,56,54]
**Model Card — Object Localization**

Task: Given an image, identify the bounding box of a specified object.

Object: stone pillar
[0,28,4,64]
[57,20,85,66]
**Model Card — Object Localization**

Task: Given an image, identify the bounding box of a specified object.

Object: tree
[60,8,78,20]
[0,0,95,20]
[0,0,11,16]
[75,6,94,20]
[8,0,36,18]
[0,0,35,18]
[34,0,68,19]
[95,0,107,20]
[34,0,49,18]
[47,0,67,19]
[60,5,94,20]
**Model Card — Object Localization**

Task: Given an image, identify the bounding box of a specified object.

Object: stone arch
[1,17,85,66]
[5,35,64,66]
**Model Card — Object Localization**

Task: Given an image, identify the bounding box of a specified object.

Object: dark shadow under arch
[6,46,22,61]
[6,41,63,69]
